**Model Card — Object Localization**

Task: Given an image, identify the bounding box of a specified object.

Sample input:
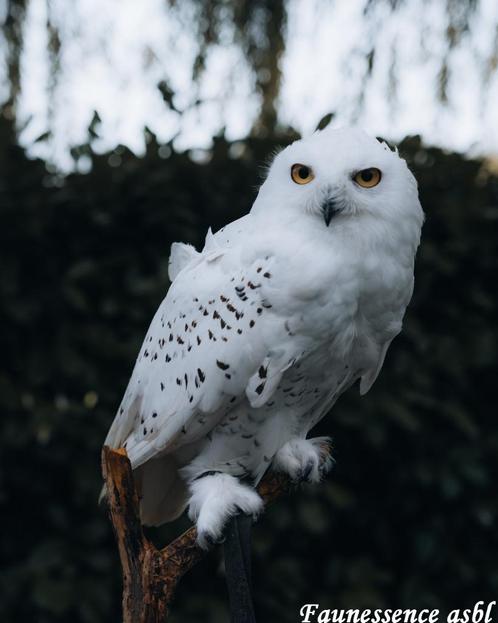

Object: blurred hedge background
[1,1,498,622]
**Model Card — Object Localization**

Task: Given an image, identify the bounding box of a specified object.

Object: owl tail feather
[98,454,187,527]
[135,455,188,526]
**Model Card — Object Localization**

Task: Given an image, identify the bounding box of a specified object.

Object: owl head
[253,127,424,238]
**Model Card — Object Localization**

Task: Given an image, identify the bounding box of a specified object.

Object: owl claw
[188,473,263,550]
[273,437,333,484]
[299,459,315,482]
[202,532,226,548]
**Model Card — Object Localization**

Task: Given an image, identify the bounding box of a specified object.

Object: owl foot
[272,436,334,483]
[188,473,263,550]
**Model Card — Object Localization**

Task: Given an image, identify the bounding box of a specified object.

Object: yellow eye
[353,167,382,188]
[291,163,315,185]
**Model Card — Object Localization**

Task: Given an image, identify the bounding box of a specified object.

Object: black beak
[322,197,341,226]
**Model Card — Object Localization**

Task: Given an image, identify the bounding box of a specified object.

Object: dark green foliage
[0,118,497,622]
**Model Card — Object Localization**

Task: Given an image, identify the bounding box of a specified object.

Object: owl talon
[273,437,333,484]
[300,460,315,482]
[202,532,226,548]
[188,473,263,550]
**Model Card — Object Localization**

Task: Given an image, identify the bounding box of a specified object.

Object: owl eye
[291,163,315,185]
[353,167,382,188]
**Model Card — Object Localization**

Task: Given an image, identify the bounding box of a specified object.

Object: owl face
[256,127,422,230]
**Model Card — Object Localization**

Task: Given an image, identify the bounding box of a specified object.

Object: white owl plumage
[104,127,423,548]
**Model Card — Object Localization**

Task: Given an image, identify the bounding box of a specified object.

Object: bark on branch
[101,445,302,622]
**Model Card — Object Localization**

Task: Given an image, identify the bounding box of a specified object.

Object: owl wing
[104,241,312,470]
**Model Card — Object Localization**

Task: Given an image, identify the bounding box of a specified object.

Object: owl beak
[322,197,341,226]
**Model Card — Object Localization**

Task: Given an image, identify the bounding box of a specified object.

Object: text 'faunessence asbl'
[300,601,497,623]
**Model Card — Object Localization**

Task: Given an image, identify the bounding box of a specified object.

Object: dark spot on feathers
[143,427,147,435]
[237,329,242,334]
[184,374,188,388]
[169,334,173,342]
[227,303,237,313]
[197,336,202,345]
[230,396,236,403]
[216,360,230,370]
[257,267,262,273]
[197,369,205,383]
[247,281,260,289]
[192,320,197,328]
[160,383,164,391]
[203,309,209,316]
[258,365,267,379]
[222,336,228,342]
[185,323,188,331]
[225,373,231,379]
[140,417,144,424]
[177,336,184,344]
[208,330,215,340]
[264,272,271,278]
[189,396,193,403]
[249,320,255,328]
[257,308,263,314]
[144,350,149,357]
[255,382,265,395]
[235,285,244,292]
[152,412,157,418]
[176,378,182,385]
[213,310,220,319]
[220,295,228,302]
[165,354,171,362]
[220,319,226,329]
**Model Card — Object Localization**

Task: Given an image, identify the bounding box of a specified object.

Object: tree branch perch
[101,444,330,622]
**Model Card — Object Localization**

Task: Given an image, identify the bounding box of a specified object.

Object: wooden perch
[101,445,301,622]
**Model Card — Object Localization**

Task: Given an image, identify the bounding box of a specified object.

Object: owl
[104,127,424,548]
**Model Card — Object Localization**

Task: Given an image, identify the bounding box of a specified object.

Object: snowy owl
[104,127,423,548]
